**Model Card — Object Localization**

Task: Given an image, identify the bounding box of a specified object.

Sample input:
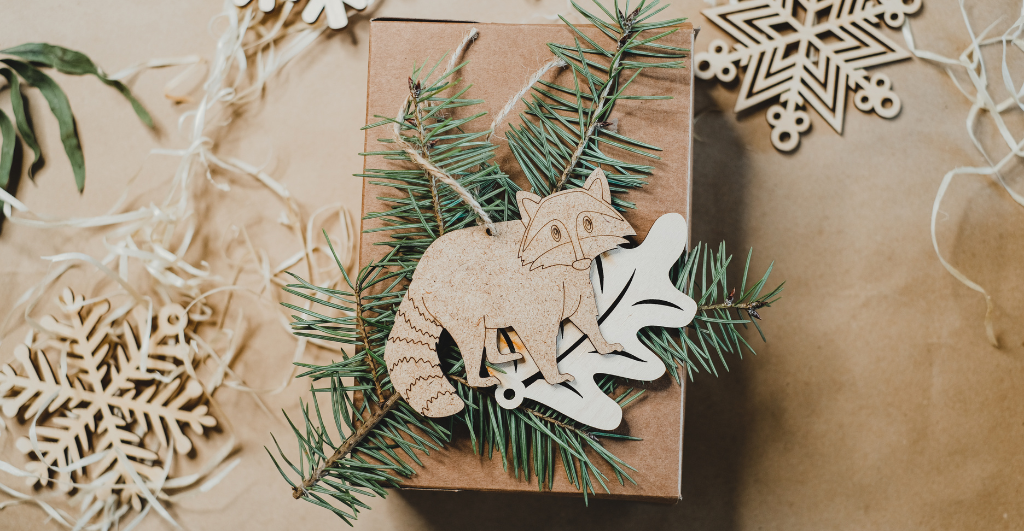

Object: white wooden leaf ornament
[232,0,373,30]
[0,289,217,510]
[491,213,697,429]
[694,0,922,151]
[382,167,697,429]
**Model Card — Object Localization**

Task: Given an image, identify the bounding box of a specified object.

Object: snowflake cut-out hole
[695,0,922,151]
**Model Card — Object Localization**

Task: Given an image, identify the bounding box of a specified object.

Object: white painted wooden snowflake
[490,213,697,430]
[233,0,373,30]
[0,289,216,512]
[695,0,922,151]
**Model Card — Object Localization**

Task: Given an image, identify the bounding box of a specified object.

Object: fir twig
[291,392,401,500]
[506,0,688,206]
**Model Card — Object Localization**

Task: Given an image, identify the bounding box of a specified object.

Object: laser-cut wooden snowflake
[0,289,216,513]
[232,0,373,29]
[695,0,922,151]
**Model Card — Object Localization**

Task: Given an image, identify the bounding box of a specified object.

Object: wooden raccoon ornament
[384,168,635,417]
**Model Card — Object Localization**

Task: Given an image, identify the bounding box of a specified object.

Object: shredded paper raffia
[903,1,1024,346]
[0,2,358,528]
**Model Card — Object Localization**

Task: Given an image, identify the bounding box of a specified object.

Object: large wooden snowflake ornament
[233,0,373,30]
[0,289,217,513]
[695,0,922,151]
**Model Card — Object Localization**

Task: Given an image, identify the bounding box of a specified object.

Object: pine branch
[506,0,688,205]
[291,392,401,500]
[448,373,596,441]
[552,4,647,191]
[405,78,448,234]
[641,242,784,383]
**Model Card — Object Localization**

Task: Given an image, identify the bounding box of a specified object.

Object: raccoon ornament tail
[385,291,465,417]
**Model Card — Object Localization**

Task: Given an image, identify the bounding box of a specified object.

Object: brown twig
[396,82,497,235]
[353,280,387,405]
[552,8,641,192]
[524,407,598,441]
[292,391,402,499]
[698,301,765,312]
[405,85,447,236]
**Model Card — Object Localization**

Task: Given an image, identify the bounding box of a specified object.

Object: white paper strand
[903,0,1024,346]
[0,1,357,528]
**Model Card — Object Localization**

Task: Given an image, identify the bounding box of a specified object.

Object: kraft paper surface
[1,1,1022,530]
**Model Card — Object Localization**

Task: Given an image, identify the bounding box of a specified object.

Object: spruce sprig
[506,0,688,210]
[269,1,782,524]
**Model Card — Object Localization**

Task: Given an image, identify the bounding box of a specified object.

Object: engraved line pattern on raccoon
[384,168,634,418]
[384,290,464,417]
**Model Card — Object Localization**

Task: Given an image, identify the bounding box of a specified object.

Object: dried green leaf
[2,43,153,127]
[0,108,15,192]
[1,59,85,192]
[0,68,41,177]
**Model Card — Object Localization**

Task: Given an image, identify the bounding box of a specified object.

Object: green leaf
[1,59,85,192]
[0,68,41,177]
[2,43,153,127]
[0,109,15,192]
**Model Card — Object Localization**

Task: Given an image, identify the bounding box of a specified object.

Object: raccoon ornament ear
[517,190,542,227]
[583,167,612,204]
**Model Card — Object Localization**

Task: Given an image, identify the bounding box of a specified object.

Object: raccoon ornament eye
[551,225,562,241]
[583,216,593,233]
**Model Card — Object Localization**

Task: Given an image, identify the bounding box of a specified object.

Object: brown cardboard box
[358,18,695,502]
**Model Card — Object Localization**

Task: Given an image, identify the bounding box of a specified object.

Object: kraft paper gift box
[359,17,695,503]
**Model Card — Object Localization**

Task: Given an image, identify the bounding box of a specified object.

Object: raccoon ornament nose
[572,258,590,270]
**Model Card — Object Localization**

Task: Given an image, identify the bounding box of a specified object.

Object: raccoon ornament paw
[485,350,524,363]
[467,375,501,388]
[547,373,575,384]
[595,342,624,355]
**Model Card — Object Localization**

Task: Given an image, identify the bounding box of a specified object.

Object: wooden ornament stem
[698,301,764,312]
[292,391,402,500]
[407,92,447,236]
[354,280,388,404]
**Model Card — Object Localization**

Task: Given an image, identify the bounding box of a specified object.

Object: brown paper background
[1,0,1023,530]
